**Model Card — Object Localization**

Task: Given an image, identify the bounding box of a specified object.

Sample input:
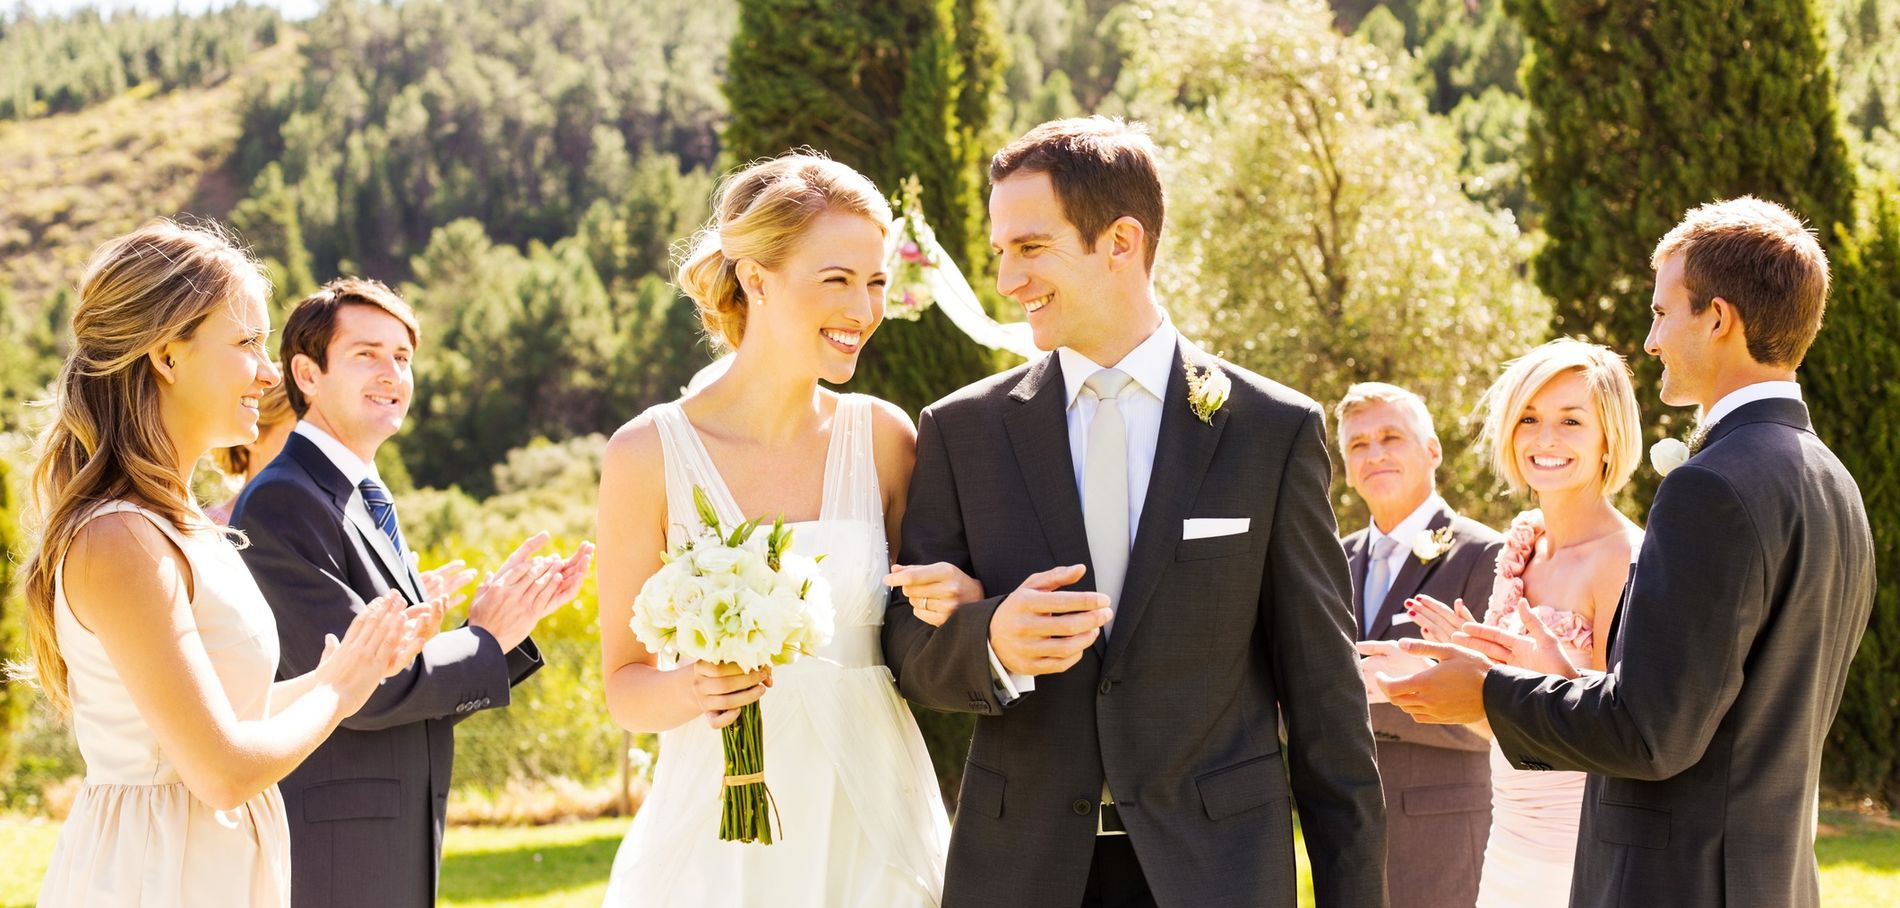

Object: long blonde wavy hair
[14,219,269,715]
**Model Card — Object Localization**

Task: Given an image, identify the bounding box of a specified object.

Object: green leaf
[692,485,721,532]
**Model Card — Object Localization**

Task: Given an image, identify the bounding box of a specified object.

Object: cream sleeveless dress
[602,394,951,907]
[38,500,291,907]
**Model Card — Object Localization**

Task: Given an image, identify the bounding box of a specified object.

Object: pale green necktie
[1083,368,1136,638]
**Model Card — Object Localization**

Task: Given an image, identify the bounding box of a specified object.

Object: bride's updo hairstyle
[675,152,892,351]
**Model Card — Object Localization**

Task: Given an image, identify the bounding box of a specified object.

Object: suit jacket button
[1098,679,1113,695]
[1071,799,1092,816]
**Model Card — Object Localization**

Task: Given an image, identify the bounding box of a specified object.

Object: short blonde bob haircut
[1478,338,1642,496]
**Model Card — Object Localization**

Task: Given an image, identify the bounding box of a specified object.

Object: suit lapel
[287,434,424,604]
[1343,532,1369,636]
[1004,355,1096,588]
[1104,341,1227,666]
[1367,505,1453,639]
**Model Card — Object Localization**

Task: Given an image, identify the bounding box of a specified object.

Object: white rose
[693,545,745,576]
[1649,438,1690,477]
[734,548,776,593]
[1202,368,1232,410]
[1411,533,1439,561]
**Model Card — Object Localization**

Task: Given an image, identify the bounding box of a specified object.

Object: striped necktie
[358,476,407,555]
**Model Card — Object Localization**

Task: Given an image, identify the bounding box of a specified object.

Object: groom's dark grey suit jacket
[233,433,542,908]
[1483,398,1875,908]
[883,346,1387,908]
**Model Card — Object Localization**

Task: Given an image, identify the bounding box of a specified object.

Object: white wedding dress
[602,394,950,907]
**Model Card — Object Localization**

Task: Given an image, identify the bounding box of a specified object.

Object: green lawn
[1,810,1893,907]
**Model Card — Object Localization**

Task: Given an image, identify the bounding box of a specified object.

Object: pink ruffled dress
[1475,510,1595,908]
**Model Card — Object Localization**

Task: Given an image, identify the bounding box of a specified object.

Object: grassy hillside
[0,36,299,316]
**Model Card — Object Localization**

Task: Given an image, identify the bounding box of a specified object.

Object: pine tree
[724,0,1003,414]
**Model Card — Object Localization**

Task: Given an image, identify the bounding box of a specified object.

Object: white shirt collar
[294,420,380,489]
[1368,493,1446,554]
[1702,381,1802,430]
[1057,316,1179,410]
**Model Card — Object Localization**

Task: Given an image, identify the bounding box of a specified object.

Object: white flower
[1185,358,1231,424]
[1650,437,1690,477]
[1411,526,1455,562]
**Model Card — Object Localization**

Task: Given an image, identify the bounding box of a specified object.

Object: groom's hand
[989,565,1111,676]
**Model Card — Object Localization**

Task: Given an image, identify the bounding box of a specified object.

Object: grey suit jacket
[233,434,542,908]
[1482,399,1876,908]
[883,344,1387,908]
[1343,505,1497,908]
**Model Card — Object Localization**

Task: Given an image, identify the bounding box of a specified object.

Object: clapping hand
[1353,639,1432,704]
[885,562,985,627]
[1406,594,1477,643]
[1373,639,1495,725]
[420,560,477,601]
[1452,598,1580,679]
[468,533,597,651]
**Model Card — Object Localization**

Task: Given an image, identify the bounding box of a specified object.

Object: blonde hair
[212,381,294,477]
[1334,382,1438,448]
[674,152,892,351]
[1479,339,1642,496]
[15,219,268,715]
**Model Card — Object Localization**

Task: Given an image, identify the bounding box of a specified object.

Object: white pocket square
[1182,517,1250,540]
[1390,612,1416,627]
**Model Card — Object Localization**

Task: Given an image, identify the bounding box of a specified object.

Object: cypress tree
[1807,188,1900,809]
[1509,0,1892,805]
[1508,0,1857,471]
[724,0,1003,415]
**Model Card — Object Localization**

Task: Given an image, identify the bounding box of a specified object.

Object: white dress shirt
[1365,492,1448,589]
[1702,380,1803,430]
[294,420,412,572]
[989,318,1179,700]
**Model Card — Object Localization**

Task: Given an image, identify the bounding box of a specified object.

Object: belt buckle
[1097,801,1128,836]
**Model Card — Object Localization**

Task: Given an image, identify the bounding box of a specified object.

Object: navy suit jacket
[233,433,541,908]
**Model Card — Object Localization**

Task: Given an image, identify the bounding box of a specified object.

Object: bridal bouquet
[630,487,833,844]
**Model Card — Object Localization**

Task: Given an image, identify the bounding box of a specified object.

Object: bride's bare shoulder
[603,409,667,480]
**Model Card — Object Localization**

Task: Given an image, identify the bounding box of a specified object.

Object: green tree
[723,0,1003,414]
[1134,0,1550,531]
[1508,0,1858,487]
[1807,187,1900,809]
[228,163,316,314]
[0,457,24,788]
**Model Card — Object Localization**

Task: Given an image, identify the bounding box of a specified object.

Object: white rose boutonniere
[1411,526,1455,563]
[1184,359,1231,424]
[1649,437,1690,477]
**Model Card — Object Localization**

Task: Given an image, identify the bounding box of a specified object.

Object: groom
[1379,197,1876,908]
[883,117,1386,907]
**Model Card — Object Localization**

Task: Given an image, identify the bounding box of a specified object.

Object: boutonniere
[1649,437,1690,477]
[1184,358,1231,424]
[1411,526,1455,563]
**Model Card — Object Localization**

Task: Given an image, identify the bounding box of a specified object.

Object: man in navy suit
[234,278,589,908]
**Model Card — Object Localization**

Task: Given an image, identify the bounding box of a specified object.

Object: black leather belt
[1097,802,1127,836]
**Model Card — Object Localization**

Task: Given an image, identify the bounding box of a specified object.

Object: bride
[595,153,951,906]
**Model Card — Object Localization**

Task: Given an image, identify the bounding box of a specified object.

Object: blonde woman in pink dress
[1396,339,1645,908]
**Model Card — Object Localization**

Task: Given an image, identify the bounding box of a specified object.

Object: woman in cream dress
[16,220,490,907]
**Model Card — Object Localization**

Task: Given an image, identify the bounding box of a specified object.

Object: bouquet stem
[719,701,774,844]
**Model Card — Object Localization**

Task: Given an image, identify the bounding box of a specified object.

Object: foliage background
[1,0,1895,815]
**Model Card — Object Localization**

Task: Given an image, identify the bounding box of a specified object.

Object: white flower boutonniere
[1411,526,1455,563]
[1184,359,1231,424]
[1649,437,1690,477]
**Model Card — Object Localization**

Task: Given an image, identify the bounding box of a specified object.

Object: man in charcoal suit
[1380,197,1876,908]
[883,117,1386,908]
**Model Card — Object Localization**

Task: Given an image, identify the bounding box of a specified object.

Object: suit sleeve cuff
[986,643,1035,702]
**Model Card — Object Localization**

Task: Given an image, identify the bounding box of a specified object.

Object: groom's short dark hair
[992,116,1165,271]
[1651,196,1830,368]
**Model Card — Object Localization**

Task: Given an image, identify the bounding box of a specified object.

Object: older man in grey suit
[1379,197,1876,908]
[1336,383,1496,908]
[884,117,1385,908]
